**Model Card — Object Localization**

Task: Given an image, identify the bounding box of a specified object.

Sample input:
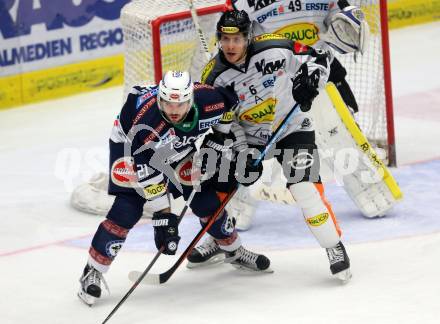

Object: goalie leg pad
[289,182,341,248]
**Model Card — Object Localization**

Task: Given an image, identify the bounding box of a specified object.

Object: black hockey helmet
[216,10,251,40]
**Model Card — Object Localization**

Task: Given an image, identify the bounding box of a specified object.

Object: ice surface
[1,22,440,324]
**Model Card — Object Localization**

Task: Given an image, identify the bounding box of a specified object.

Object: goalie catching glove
[152,211,181,255]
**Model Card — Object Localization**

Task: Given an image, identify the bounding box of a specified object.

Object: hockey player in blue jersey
[77,71,270,306]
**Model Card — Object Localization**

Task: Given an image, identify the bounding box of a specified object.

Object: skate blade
[231,263,274,274]
[186,254,225,269]
[335,269,352,283]
[77,289,95,307]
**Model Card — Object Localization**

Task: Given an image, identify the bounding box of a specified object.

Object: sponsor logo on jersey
[201,58,216,83]
[194,84,215,90]
[239,98,277,123]
[253,127,271,141]
[173,133,205,149]
[133,97,157,126]
[221,111,234,122]
[247,0,277,11]
[256,5,285,23]
[305,3,330,11]
[175,154,201,186]
[111,157,137,187]
[255,58,286,76]
[288,152,314,169]
[262,75,276,88]
[275,23,320,46]
[106,240,124,258]
[143,182,166,199]
[204,102,224,112]
[136,88,158,109]
[143,121,166,144]
[199,116,222,130]
[306,213,329,226]
[253,33,287,42]
[160,128,176,145]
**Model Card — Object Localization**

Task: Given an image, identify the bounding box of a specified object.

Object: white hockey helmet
[158,71,194,106]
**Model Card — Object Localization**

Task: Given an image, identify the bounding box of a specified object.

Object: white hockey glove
[323,5,370,54]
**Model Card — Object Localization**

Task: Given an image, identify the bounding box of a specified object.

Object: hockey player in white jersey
[187,10,351,282]
[228,0,371,230]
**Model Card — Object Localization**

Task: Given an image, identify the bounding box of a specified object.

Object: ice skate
[186,236,225,268]
[225,246,272,273]
[77,264,109,306]
[326,241,352,283]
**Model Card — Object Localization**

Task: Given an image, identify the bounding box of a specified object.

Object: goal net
[120,0,395,165]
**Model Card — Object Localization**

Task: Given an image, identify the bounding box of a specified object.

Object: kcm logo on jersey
[247,0,277,11]
[275,23,320,46]
[239,98,277,123]
[255,58,286,76]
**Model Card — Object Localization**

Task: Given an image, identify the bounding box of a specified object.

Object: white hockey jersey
[232,0,340,52]
[202,35,329,146]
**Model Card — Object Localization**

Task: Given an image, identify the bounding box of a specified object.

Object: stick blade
[128,270,161,285]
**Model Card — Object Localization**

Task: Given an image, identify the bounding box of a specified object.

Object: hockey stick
[129,102,301,285]
[101,185,200,324]
[187,0,211,62]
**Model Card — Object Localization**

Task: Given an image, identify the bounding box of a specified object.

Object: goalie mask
[158,71,195,125]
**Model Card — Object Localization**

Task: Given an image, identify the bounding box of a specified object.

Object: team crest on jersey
[239,98,277,123]
[275,23,320,46]
[255,58,286,76]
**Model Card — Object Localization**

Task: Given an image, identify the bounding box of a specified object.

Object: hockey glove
[236,148,263,187]
[152,212,181,255]
[198,131,234,174]
[291,63,321,112]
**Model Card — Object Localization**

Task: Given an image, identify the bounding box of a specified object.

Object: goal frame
[151,3,229,84]
[148,0,396,166]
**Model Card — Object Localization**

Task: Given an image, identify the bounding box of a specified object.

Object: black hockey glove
[198,131,234,174]
[152,212,181,255]
[291,63,321,112]
[236,148,263,187]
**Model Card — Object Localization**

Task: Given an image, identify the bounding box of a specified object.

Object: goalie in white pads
[189,10,351,282]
